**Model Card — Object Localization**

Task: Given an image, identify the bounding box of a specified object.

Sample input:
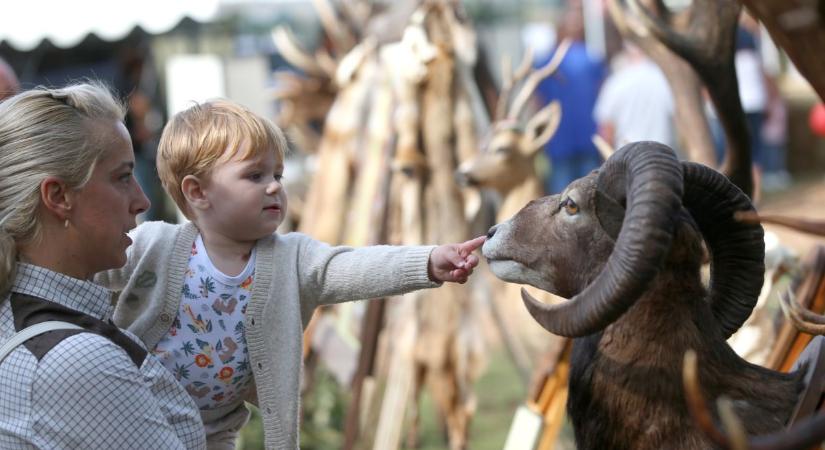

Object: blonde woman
[0,83,205,449]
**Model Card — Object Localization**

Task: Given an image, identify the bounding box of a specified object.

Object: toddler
[96,99,484,449]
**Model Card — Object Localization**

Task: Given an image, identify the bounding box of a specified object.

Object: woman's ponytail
[0,228,16,295]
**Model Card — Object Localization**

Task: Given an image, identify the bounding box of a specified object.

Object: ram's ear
[594,189,625,240]
[522,100,561,156]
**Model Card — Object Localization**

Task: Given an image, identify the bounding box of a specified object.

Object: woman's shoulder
[32,332,143,383]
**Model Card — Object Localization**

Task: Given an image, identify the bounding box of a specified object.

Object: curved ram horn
[681,162,764,339]
[522,141,683,337]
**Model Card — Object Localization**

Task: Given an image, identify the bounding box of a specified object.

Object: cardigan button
[266,407,272,414]
[257,362,263,370]
[160,313,171,323]
[250,318,255,326]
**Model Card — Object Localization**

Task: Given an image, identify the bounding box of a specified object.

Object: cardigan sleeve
[294,235,440,309]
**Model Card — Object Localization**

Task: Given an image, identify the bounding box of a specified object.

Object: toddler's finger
[465,254,479,268]
[460,236,486,254]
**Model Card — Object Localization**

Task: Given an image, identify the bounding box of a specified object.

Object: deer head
[456,40,570,195]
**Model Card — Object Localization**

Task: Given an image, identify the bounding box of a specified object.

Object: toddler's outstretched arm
[428,236,486,284]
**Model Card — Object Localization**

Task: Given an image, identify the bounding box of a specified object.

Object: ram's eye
[562,198,578,215]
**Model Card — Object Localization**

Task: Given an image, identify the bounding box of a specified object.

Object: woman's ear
[181,175,210,211]
[40,177,73,221]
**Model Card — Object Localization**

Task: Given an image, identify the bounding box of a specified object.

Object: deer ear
[523,100,561,155]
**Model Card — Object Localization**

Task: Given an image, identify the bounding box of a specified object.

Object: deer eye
[561,198,578,215]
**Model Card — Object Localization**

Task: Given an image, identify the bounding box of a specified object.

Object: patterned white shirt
[152,235,254,410]
[0,263,206,449]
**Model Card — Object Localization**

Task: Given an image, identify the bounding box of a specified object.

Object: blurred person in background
[530,2,606,195]
[594,42,676,150]
[0,57,20,100]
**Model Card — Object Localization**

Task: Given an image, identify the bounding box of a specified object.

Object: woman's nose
[133,182,151,215]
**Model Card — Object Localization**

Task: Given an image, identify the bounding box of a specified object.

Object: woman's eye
[120,173,133,183]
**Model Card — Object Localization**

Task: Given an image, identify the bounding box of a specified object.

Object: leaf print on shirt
[181,341,196,356]
[234,321,245,342]
[174,362,192,380]
[199,276,216,298]
[212,295,238,315]
[240,275,253,290]
[134,270,157,288]
[181,284,199,300]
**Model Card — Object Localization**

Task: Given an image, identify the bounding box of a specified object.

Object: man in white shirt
[594,44,676,150]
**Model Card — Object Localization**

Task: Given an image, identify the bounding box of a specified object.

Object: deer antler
[272,27,332,78]
[624,0,753,198]
[494,47,534,121]
[734,211,825,237]
[779,289,825,335]
[607,0,717,167]
[683,350,731,446]
[312,0,357,55]
[684,349,825,450]
[507,39,572,121]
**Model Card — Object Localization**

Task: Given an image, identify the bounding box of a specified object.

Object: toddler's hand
[428,235,486,283]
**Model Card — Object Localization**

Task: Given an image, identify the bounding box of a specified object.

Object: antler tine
[508,39,572,121]
[592,134,615,161]
[495,47,533,121]
[608,0,650,38]
[734,211,825,237]
[625,0,740,67]
[683,350,732,447]
[779,290,825,335]
[717,398,749,450]
[686,347,825,450]
[312,0,357,54]
[272,27,329,78]
[494,55,514,121]
[514,46,535,83]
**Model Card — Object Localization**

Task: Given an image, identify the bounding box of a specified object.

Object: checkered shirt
[0,263,206,449]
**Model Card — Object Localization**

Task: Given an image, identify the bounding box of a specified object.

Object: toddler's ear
[181,175,210,211]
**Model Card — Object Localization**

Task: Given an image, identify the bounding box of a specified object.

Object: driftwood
[280,3,490,450]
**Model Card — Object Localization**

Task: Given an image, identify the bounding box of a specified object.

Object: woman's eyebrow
[113,161,135,171]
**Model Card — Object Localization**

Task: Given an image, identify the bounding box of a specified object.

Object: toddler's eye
[248,172,262,181]
[274,173,284,182]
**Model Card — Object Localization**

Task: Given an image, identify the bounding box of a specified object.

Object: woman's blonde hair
[0,82,126,294]
[156,99,288,218]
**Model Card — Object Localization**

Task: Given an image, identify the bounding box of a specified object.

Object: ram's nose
[486,224,498,240]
